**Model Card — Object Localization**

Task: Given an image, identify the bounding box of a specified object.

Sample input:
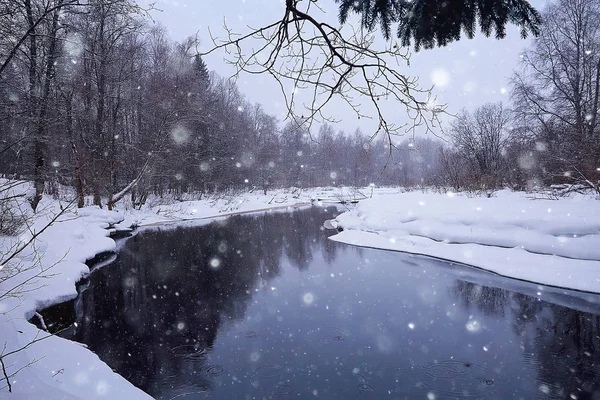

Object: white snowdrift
[331,190,600,293]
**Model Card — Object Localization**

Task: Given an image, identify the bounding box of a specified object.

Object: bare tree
[247,104,280,194]
[448,103,512,188]
[439,147,468,191]
[0,0,73,210]
[68,0,151,207]
[512,0,600,192]
[0,0,85,79]
[197,0,541,150]
[200,0,446,144]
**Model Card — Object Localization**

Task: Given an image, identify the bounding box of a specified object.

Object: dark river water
[55,207,600,399]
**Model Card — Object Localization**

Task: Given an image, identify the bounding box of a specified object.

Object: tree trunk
[31,1,63,211]
[65,91,85,208]
[92,10,107,208]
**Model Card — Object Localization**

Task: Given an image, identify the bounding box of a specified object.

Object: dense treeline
[0,0,598,214]
[0,0,444,211]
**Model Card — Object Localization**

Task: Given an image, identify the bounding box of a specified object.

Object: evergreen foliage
[193,55,211,93]
[336,0,542,50]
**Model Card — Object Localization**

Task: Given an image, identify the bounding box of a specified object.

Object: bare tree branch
[199,0,446,145]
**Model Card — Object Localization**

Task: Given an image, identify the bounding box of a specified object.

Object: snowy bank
[330,190,600,293]
[0,193,152,398]
[115,186,388,228]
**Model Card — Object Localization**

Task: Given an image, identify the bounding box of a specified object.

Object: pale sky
[137,0,549,138]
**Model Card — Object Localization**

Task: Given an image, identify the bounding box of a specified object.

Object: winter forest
[0,0,438,212]
[1,0,600,398]
[0,0,597,215]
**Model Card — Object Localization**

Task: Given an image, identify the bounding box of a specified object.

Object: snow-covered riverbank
[0,199,150,399]
[0,185,378,398]
[2,184,599,398]
[330,189,600,293]
[114,186,386,228]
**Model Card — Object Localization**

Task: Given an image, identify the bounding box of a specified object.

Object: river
[50,206,600,399]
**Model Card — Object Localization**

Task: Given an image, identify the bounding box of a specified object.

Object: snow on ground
[330,189,600,293]
[0,184,388,398]
[0,182,151,399]
[115,185,385,228]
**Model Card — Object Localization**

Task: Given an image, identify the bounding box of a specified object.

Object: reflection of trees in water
[452,281,508,318]
[524,298,600,399]
[280,212,315,270]
[320,224,340,265]
[508,292,547,338]
[65,207,339,395]
[451,281,600,399]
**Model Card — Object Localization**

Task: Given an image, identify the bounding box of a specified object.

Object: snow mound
[331,190,600,293]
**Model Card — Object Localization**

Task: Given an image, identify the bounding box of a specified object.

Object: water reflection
[450,281,600,399]
[60,207,600,399]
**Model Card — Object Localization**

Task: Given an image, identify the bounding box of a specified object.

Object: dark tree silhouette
[336,0,542,50]
[193,54,211,94]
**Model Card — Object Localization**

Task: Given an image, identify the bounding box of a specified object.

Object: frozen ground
[0,184,384,398]
[330,189,600,293]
